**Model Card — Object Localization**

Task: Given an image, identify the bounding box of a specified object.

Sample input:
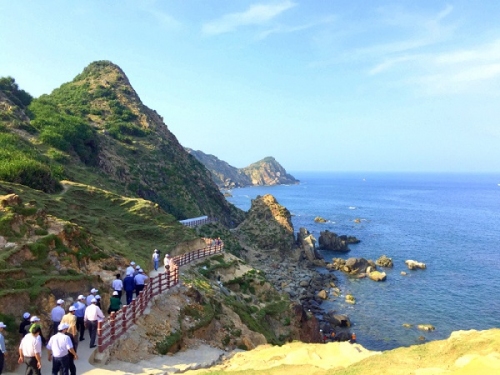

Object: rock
[401,271,407,276]
[405,260,426,270]
[318,230,360,252]
[402,323,412,328]
[418,324,435,331]
[342,258,376,274]
[376,255,394,268]
[368,271,387,282]
[345,294,356,304]
[0,193,22,207]
[317,290,328,300]
[325,312,351,328]
[314,216,327,223]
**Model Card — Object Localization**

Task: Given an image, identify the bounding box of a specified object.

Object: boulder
[317,290,328,300]
[297,228,323,263]
[314,216,327,223]
[418,324,435,331]
[325,312,351,328]
[318,230,360,252]
[405,260,426,270]
[345,294,356,304]
[368,271,387,282]
[376,255,394,268]
[342,258,376,274]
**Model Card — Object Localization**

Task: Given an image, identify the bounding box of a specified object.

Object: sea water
[226,172,500,351]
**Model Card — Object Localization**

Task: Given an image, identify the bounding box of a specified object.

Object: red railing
[97,240,224,353]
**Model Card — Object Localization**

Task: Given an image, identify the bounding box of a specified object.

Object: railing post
[122,305,127,333]
[110,312,116,344]
[159,273,163,294]
[97,321,103,352]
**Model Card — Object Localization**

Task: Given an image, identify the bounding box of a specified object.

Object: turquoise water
[226,172,500,350]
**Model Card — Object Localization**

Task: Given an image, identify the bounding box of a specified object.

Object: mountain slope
[1,61,244,226]
[186,149,299,188]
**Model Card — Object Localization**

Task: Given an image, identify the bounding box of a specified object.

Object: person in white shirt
[86,288,98,306]
[51,299,66,335]
[18,324,43,375]
[126,261,135,276]
[152,249,160,271]
[83,299,104,349]
[112,273,123,299]
[47,323,78,375]
[0,322,6,375]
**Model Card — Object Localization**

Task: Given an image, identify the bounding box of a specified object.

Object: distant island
[186,149,299,189]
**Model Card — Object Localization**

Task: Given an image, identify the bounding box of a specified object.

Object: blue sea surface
[226,172,500,351]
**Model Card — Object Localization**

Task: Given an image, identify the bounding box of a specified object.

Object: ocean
[226,172,500,351]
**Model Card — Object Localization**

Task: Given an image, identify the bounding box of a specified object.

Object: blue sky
[1,1,500,173]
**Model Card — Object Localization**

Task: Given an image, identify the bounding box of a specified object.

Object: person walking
[19,312,31,338]
[112,273,123,299]
[60,306,77,337]
[134,269,148,297]
[123,272,135,305]
[152,249,160,271]
[51,299,66,335]
[47,323,78,375]
[0,322,6,375]
[84,298,104,349]
[28,316,46,347]
[107,291,122,314]
[64,328,78,375]
[73,295,86,342]
[126,261,135,276]
[86,289,98,306]
[18,324,43,375]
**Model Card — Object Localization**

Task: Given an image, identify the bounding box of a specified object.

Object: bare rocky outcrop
[296,227,324,266]
[406,260,427,270]
[318,230,360,252]
[376,255,394,268]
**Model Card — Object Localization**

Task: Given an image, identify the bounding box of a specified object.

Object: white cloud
[257,15,336,40]
[202,1,296,36]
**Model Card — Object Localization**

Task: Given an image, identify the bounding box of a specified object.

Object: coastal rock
[318,230,360,252]
[345,294,356,304]
[314,216,327,223]
[418,324,435,331]
[368,271,387,282]
[296,227,323,263]
[317,290,328,300]
[405,260,427,270]
[342,258,377,275]
[376,255,394,268]
[324,312,351,328]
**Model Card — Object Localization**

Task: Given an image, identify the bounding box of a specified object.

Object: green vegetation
[0,76,33,109]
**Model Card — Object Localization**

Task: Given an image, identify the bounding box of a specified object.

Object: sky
[1,0,500,173]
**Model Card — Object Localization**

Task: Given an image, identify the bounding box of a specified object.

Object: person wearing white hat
[126,261,135,276]
[134,268,148,297]
[51,299,66,335]
[108,291,122,314]
[0,322,6,375]
[73,295,86,342]
[152,249,160,271]
[60,305,77,337]
[19,312,31,338]
[133,265,141,277]
[18,323,43,375]
[83,299,104,348]
[47,323,78,375]
[112,273,123,299]
[123,272,135,305]
[86,289,98,306]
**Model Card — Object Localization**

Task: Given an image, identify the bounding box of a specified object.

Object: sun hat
[58,323,69,331]
[30,316,40,322]
[165,253,170,257]
[57,299,64,304]
[69,306,76,312]
[112,291,118,296]
[139,268,144,273]
[95,295,101,300]
[78,295,85,300]
[0,322,6,328]
[91,288,98,293]
[91,298,97,303]
[135,265,140,269]
[23,312,31,319]
[126,272,132,276]
[130,261,135,266]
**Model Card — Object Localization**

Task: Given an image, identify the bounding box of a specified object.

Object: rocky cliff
[186,149,299,189]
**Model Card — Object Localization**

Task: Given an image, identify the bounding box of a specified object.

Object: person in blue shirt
[123,272,135,305]
[0,322,7,375]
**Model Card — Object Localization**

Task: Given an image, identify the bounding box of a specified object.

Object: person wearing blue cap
[19,312,31,338]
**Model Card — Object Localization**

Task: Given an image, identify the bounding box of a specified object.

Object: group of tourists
[0,253,181,375]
